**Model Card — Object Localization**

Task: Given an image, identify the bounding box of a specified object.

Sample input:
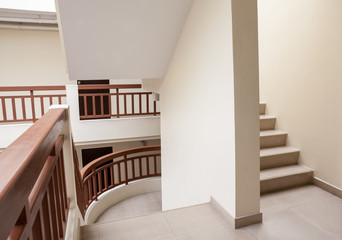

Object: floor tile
[163,204,228,236]
[245,209,335,240]
[176,224,254,240]
[97,212,175,240]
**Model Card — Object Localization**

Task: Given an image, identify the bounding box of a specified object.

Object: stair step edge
[260,146,300,157]
[260,165,313,181]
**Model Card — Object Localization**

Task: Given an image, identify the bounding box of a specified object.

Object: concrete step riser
[260,118,276,130]
[260,172,313,194]
[260,134,287,149]
[261,151,299,170]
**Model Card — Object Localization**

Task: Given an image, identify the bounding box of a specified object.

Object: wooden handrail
[81,145,161,178]
[0,86,66,91]
[0,108,67,239]
[80,145,161,208]
[78,84,141,90]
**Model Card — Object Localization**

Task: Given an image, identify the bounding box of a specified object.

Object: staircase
[259,103,313,194]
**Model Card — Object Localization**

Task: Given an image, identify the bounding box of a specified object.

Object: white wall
[66,85,160,145]
[160,0,260,218]
[0,28,72,86]
[259,0,342,189]
[0,124,32,150]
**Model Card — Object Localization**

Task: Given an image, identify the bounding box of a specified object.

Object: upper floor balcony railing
[0,86,67,123]
[0,84,160,124]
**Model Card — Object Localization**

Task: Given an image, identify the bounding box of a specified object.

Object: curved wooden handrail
[80,145,161,208]
[81,145,161,178]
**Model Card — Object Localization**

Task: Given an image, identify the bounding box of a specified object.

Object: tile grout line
[162,212,178,238]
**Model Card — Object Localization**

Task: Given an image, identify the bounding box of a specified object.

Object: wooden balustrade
[0,86,66,123]
[0,108,69,240]
[80,146,161,208]
[78,84,160,120]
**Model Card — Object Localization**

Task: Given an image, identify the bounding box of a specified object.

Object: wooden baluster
[124,156,128,184]
[124,94,127,116]
[22,97,27,121]
[100,95,104,116]
[139,157,143,177]
[1,97,7,121]
[41,194,52,240]
[97,171,103,194]
[117,163,122,185]
[92,170,97,200]
[30,90,36,122]
[154,101,157,116]
[154,156,157,175]
[49,96,53,106]
[11,98,17,121]
[53,168,63,238]
[58,96,62,104]
[48,180,59,240]
[40,97,44,117]
[104,168,108,190]
[84,96,88,117]
[116,88,120,118]
[146,93,149,114]
[92,95,96,116]
[132,159,135,178]
[139,94,142,114]
[108,93,112,117]
[131,94,135,115]
[147,157,150,175]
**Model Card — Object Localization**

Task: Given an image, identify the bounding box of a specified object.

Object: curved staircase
[259,103,313,194]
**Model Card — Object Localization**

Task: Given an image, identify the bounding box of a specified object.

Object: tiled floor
[95,191,162,223]
[81,185,342,240]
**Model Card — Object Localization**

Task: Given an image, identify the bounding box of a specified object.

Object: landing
[81,185,342,240]
[95,191,162,223]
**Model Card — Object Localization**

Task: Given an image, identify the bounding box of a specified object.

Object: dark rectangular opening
[78,80,110,119]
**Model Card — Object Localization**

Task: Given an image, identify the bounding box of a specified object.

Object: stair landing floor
[81,185,342,240]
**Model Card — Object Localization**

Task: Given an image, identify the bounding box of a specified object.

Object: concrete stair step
[260,146,299,170]
[260,130,287,149]
[259,103,266,115]
[260,165,313,194]
[260,115,276,130]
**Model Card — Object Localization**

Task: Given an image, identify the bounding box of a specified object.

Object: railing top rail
[80,145,161,178]
[0,108,66,238]
[0,86,66,91]
[78,84,142,90]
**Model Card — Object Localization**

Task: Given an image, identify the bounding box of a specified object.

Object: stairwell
[259,103,313,194]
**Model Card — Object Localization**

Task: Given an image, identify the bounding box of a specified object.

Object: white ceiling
[56,0,194,80]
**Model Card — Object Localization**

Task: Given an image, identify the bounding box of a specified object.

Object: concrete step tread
[260,165,313,181]
[260,146,299,158]
[260,130,287,137]
[260,115,276,120]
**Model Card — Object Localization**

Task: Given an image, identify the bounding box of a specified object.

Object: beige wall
[0,28,72,86]
[259,0,342,188]
[160,0,260,218]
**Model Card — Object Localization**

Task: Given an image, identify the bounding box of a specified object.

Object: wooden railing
[78,84,160,120]
[80,145,161,209]
[72,140,86,218]
[0,86,66,123]
[0,108,69,239]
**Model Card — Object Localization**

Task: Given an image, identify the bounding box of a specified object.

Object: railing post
[30,90,36,122]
